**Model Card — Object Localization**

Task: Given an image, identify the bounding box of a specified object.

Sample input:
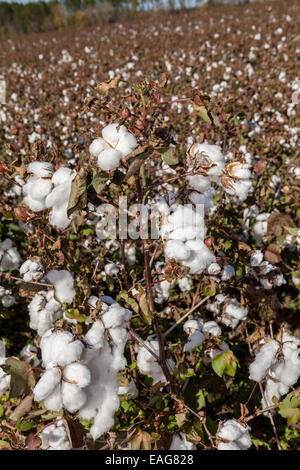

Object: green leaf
[212,350,238,377]
[65,308,86,323]
[16,419,34,432]
[1,358,35,398]
[279,392,300,425]
[138,292,153,325]
[0,440,11,449]
[118,291,139,314]
[91,170,107,194]
[158,147,179,166]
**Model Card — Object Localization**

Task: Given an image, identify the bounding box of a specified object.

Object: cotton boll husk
[164,240,191,261]
[43,383,63,411]
[27,162,53,177]
[45,270,75,304]
[61,382,87,413]
[249,341,280,382]
[34,367,61,402]
[169,432,196,450]
[63,362,91,388]
[202,321,221,337]
[41,331,84,368]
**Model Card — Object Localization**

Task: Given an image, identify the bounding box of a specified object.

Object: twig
[163,296,210,338]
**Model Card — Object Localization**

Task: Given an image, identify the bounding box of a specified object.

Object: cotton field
[0,0,299,452]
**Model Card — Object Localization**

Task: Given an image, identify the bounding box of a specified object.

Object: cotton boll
[98,148,122,171]
[217,441,241,450]
[2,295,15,307]
[154,279,174,305]
[45,270,75,304]
[27,162,53,177]
[85,321,105,350]
[104,263,119,277]
[202,321,221,337]
[165,240,191,261]
[63,362,91,388]
[221,265,235,281]
[187,143,225,176]
[124,245,136,266]
[89,138,107,158]
[51,167,73,186]
[0,238,21,271]
[41,331,84,368]
[43,383,63,411]
[34,367,61,402]
[30,178,53,200]
[40,420,71,450]
[217,419,245,441]
[207,263,221,275]
[253,213,270,245]
[137,338,174,385]
[216,419,251,451]
[102,304,131,329]
[20,259,44,282]
[169,432,196,450]
[187,174,211,193]
[61,381,87,413]
[250,250,264,266]
[249,341,280,382]
[184,331,205,352]
[178,276,193,292]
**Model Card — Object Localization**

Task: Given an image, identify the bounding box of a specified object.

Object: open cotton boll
[41,330,84,368]
[90,123,137,171]
[216,419,251,451]
[63,362,91,388]
[165,240,191,261]
[0,342,10,395]
[102,303,131,329]
[207,263,221,275]
[137,338,174,385]
[0,238,21,271]
[27,162,53,178]
[30,178,53,201]
[187,143,225,176]
[34,367,61,402]
[45,270,75,304]
[61,382,87,413]
[169,432,196,450]
[104,263,119,277]
[202,321,221,337]
[253,213,270,245]
[187,174,212,193]
[184,330,204,352]
[249,341,280,382]
[221,265,235,281]
[20,259,44,282]
[79,308,132,440]
[28,290,62,336]
[124,245,136,266]
[154,278,174,305]
[178,276,193,292]
[40,420,71,450]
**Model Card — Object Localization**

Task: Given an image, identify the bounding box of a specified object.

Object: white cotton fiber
[45,270,76,304]
[41,330,84,368]
[27,162,53,177]
[34,367,61,402]
[169,432,196,450]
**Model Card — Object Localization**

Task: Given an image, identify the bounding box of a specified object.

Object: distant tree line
[0,0,267,37]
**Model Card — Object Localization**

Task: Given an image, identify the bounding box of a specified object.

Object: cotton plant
[249,250,286,290]
[206,294,248,329]
[216,419,252,450]
[89,123,137,171]
[249,332,300,410]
